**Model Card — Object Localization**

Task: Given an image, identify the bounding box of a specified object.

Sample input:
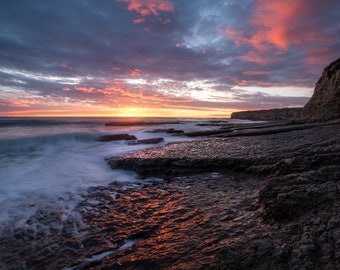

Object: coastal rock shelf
[107,120,340,178]
[1,120,338,269]
[105,120,340,269]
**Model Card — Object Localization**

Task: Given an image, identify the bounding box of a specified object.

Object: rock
[254,240,273,256]
[183,129,232,137]
[150,128,184,134]
[105,121,180,126]
[97,133,137,142]
[128,137,164,145]
[231,108,302,121]
[231,58,340,122]
[302,57,340,121]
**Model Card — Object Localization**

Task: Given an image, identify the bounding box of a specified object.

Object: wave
[0,132,99,154]
[0,118,103,128]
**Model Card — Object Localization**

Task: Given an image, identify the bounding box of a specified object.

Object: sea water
[0,117,238,232]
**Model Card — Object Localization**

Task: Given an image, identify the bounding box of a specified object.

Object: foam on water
[0,132,141,230]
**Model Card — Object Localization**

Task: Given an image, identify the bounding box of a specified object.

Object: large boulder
[301,57,340,121]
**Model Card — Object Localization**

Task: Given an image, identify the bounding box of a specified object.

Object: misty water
[0,117,243,232]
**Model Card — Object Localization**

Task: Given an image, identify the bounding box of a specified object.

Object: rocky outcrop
[97,133,137,142]
[128,137,164,145]
[231,58,340,121]
[231,108,302,121]
[105,120,180,126]
[149,128,184,134]
[302,57,340,121]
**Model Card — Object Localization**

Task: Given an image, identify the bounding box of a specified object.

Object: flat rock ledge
[0,120,339,270]
[106,120,340,269]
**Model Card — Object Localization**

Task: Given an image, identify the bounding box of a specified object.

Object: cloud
[129,68,142,77]
[117,0,174,23]
[0,0,339,116]
[223,0,339,65]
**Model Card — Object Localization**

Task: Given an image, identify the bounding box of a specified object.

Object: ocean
[0,117,248,233]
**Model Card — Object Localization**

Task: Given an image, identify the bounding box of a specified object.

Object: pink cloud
[242,70,268,75]
[250,0,305,49]
[224,0,307,49]
[74,86,96,93]
[129,68,142,77]
[223,0,336,65]
[117,0,174,23]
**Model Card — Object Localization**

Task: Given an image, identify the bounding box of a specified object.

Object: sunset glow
[0,0,339,117]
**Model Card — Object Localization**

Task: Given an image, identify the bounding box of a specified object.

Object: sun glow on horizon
[0,105,234,118]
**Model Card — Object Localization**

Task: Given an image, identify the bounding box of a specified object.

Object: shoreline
[0,119,339,269]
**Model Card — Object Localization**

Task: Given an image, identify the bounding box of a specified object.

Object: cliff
[301,57,340,121]
[230,107,302,121]
[231,57,340,121]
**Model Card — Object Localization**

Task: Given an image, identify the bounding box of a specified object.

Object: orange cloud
[129,68,142,77]
[223,0,334,65]
[117,0,174,23]
[250,0,305,49]
[225,0,305,50]
[74,86,96,93]
[242,71,268,75]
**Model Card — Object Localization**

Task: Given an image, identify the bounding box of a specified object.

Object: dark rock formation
[150,128,184,134]
[231,58,340,121]
[302,57,340,121]
[105,120,180,126]
[97,133,137,142]
[128,137,164,145]
[231,108,302,121]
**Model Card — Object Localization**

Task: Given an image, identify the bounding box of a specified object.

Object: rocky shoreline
[0,119,339,270]
[1,58,339,269]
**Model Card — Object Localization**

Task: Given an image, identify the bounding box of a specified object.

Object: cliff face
[231,58,340,121]
[231,108,302,121]
[301,58,340,121]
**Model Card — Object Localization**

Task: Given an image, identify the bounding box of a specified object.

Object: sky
[0,0,339,117]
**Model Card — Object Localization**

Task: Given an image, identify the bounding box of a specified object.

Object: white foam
[64,250,115,270]
[117,238,143,251]
[63,239,142,270]
[0,134,139,231]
